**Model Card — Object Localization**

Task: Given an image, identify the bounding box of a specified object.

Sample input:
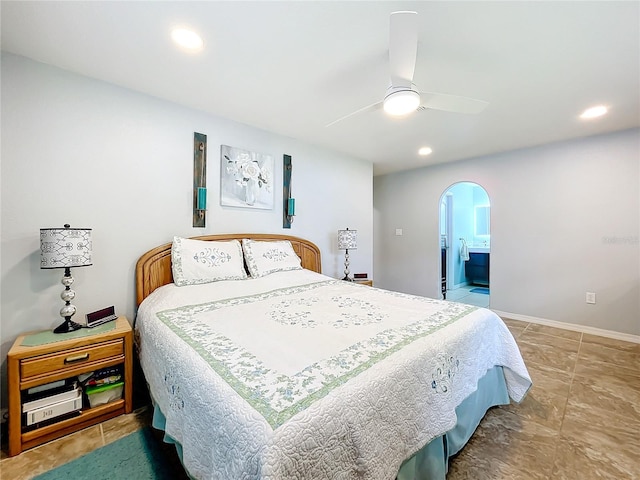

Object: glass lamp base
[53,318,83,334]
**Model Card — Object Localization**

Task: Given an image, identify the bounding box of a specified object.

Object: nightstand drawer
[20,339,124,380]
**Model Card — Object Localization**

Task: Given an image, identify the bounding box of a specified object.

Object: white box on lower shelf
[22,386,81,412]
[24,390,82,426]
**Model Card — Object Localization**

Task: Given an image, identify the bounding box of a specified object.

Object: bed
[134,233,531,479]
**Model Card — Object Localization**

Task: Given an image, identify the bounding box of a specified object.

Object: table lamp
[40,224,92,333]
[337,228,357,281]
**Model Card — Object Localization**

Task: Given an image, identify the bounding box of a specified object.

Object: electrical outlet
[395,229,403,236]
[586,292,596,304]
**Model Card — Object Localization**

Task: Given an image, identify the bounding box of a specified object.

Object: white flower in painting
[259,166,271,191]
[241,161,261,180]
[223,150,271,193]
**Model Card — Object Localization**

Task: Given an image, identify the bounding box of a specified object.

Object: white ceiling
[2,1,639,175]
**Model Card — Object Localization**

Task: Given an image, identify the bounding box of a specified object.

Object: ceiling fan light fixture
[383,88,420,116]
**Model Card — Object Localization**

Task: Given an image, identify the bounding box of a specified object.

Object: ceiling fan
[326,11,488,127]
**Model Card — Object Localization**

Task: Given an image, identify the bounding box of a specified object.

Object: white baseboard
[491,309,640,345]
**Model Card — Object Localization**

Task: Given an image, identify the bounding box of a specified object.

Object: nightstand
[7,316,133,456]
[355,279,373,287]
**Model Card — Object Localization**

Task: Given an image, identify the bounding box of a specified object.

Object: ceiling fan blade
[389,11,418,86]
[420,92,489,114]
[325,101,382,127]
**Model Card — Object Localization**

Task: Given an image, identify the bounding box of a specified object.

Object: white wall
[0,53,373,402]
[374,128,640,336]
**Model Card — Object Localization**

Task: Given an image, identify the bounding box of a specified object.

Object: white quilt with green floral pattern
[136,269,531,480]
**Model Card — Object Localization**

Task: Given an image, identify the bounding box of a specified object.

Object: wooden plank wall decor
[193,132,207,228]
[283,154,294,229]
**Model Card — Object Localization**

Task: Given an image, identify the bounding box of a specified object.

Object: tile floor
[446,284,491,308]
[447,320,640,480]
[1,319,639,479]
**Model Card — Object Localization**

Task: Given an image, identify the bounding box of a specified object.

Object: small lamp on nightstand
[337,228,357,281]
[40,224,92,334]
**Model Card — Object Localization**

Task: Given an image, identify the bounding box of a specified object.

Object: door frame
[438,182,491,301]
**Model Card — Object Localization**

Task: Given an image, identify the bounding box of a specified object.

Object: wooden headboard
[135,233,322,306]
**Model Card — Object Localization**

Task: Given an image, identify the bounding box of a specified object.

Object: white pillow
[242,239,302,278]
[171,237,247,286]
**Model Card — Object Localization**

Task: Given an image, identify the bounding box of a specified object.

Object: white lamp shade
[40,227,92,269]
[338,229,358,250]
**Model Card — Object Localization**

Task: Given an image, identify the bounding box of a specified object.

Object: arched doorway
[439,182,490,307]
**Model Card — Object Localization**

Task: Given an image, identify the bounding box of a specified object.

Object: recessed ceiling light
[171,28,204,51]
[418,147,433,156]
[580,105,608,119]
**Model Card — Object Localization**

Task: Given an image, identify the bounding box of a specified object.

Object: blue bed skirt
[397,365,510,479]
[152,365,510,479]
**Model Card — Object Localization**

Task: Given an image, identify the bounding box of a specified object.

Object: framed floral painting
[220,145,274,210]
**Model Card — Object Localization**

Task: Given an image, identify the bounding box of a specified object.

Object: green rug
[34,427,186,480]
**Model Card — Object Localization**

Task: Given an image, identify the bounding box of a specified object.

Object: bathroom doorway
[438,182,490,307]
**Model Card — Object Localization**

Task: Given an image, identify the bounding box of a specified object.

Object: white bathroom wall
[374,128,640,336]
[0,53,374,401]
[448,182,474,287]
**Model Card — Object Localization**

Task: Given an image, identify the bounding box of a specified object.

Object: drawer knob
[64,353,89,364]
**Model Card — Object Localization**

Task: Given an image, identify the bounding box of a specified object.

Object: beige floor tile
[578,342,640,377]
[573,361,640,393]
[501,318,529,329]
[525,324,582,342]
[567,377,640,422]
[516,334,579,374]
[518,330,581,350]
[552,433,640,480]
[562,402,639,447]
[557,409,640,479]
[448,449,545,480]
[581,333,640,353]
[501,387,567,431]
[525,363,573,397]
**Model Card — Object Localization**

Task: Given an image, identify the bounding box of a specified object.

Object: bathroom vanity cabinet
[465,252,489,286]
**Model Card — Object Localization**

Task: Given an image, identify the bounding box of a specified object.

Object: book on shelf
[80,366,123,387]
